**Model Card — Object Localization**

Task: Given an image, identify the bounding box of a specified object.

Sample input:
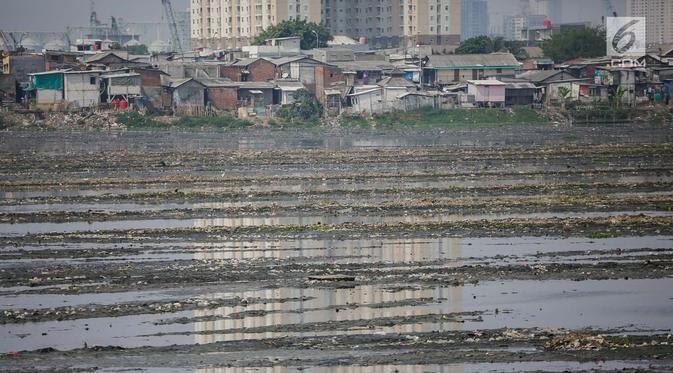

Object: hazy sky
[0,0,189,32]
[1,0,624,34]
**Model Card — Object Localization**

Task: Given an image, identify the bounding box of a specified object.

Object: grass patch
[116,112,252,130]
[373,106,549,128]
[656,204,673,212]
[174,116,253,128]
[338,114,371,128]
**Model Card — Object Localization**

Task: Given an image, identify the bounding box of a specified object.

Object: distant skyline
[0,0,189,32]
[1,0,627,39]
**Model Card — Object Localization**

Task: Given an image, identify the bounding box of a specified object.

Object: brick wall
[137,70,162,87]
[220,66,243,81]
[207,87,238,110]
[247,59,276,82]
[315,64,345,104]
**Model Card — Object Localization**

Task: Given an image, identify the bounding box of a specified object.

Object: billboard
[606,17,646,57]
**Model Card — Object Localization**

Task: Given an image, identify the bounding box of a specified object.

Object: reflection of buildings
[192,237,464,349]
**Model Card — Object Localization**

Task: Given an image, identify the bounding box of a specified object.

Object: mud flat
[1,124,673,372]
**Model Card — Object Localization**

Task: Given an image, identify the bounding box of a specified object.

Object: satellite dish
[282,72,289,79]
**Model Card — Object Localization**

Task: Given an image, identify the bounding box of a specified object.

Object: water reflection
[192,240,464,345]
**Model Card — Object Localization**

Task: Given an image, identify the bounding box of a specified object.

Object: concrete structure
[467,79,506,107]
[190,0,321,49]
[461,0,489,41]
[627,0,673,44]
[30,70,102,108]
[63,71,103,108]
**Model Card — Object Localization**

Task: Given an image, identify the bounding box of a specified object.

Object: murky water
[2,279,672,352]
[2,129,673,370]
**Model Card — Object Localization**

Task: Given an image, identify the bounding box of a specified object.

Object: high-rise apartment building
[192,0,461,49]
[461,0,488,40]
[191,0,321,49]
[626,0,673,44]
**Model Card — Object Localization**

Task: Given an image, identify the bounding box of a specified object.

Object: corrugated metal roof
[333,60,397,72]
[427,53,519,69]
[237,81,275,89]
[195,77,237,87]
[274,80,306,90]
[467,79,506,86]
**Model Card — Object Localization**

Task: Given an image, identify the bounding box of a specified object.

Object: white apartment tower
[626,0,673,44]
[191,0,321,49]
[192,0,461,49]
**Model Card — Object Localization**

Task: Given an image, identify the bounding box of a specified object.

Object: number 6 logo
[612,19,639,54]
[607,17,646,57]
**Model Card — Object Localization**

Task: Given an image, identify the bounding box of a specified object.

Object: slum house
[334,60,398,87]
[517,70,576,85]
[594,66,650,106]
[557,57,612,79]
[467,80,506,108]
[129,67,169,110]
[273,80,307,105]
[544,78,596,104]
[237,81,275,118]
[501,79,540,106]
[323,89,343,116]
[424,53,520,86]
[83,52,138,71]
[100,72,141,106]
[220,58,276,82]
[164,78,206,114]
[346,86,384,114]
[377,72,416,108]
[397,91,454,112]
[313,64,347,105]
[29,70,102,109]
[44,51,82,71]
[270,56,328,94]
[195,77,239,110]
[154,62,222,79]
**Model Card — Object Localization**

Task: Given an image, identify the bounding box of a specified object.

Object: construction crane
[161,0,184,54]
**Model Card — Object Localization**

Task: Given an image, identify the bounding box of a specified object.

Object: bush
[116,111,160,128]
[175,115,253,128]
[277,89,322,124]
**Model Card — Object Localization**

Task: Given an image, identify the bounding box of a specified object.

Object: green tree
[540,27,606,63]
[455,36,528,60]
[278,89,322,122]
[253,19,333,50]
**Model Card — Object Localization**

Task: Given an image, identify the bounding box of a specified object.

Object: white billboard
[606,17,646,57]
